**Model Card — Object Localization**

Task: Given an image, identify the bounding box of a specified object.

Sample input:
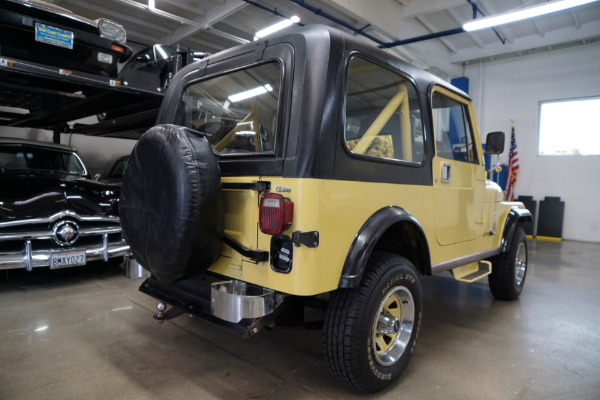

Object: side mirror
[485,131,505,154]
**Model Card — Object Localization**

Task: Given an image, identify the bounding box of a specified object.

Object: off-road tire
[323,253,423,393]
[119,124,224,285]
[489,226,528,300]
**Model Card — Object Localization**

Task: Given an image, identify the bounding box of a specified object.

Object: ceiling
[42,0,600,78]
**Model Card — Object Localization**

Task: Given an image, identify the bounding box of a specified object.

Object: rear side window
[344,56,424,163]
[174,62,281,155]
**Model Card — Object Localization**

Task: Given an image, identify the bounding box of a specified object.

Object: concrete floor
[0,239,598,400]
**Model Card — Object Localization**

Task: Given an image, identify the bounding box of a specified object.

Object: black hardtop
[157,24,469,185]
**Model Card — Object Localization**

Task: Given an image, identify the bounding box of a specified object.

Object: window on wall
[431,91,478,164]
[344,56,424,163]
[538,97,600,156]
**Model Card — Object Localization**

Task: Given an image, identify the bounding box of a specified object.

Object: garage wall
[63,133,136,177]
[464,42,600,243]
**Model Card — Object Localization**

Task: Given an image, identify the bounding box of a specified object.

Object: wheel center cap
[393,319,400,333]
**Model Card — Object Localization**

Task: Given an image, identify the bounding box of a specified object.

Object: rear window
[0,145,86,175]
[174,62,281,156]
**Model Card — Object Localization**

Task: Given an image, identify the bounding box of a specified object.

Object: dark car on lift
[0,137,130,271]
[118,44,209,93]
[0,0,131,77]
[95,44,208,121]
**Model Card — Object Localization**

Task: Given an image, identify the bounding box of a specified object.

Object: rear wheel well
[372,220,430,276]
[338,207,431,288]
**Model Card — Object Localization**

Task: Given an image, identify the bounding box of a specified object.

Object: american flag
[505,125,519,201]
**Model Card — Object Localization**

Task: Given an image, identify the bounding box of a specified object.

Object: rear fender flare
[338,206,430,288]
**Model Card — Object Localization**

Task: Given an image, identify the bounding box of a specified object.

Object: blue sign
[35,23,74,49]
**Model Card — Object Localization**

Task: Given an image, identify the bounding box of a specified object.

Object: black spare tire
[119,124,224,285]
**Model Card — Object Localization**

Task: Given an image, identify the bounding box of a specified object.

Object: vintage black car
[0,0,131,77]
[0,138,130,271]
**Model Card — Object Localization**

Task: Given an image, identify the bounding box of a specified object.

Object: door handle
[441,163,451,183]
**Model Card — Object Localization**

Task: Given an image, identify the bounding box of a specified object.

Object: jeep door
[431,86,485,246]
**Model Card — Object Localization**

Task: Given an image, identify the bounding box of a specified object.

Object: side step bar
[451,260,492,283]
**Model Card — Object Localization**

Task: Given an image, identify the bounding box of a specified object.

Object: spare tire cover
[120,124,224,285]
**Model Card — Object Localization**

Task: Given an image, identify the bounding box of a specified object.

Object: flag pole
[505,119,520,201]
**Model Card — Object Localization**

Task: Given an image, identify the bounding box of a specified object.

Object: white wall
[464,42,600,242]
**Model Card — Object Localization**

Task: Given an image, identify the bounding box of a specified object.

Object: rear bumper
[0,239,130,270]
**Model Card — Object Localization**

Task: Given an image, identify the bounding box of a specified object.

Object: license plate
[50,250,86,269]
[35,23,74,49]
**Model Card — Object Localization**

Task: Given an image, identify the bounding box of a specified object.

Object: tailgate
[220,178,262,265]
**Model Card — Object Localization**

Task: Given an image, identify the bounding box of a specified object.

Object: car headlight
[97,18,126,45]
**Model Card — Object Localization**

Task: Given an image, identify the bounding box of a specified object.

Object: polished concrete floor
[0,239,599,400]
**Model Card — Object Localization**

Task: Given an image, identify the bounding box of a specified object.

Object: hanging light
[463,0,598,32]
[254,16,300,40]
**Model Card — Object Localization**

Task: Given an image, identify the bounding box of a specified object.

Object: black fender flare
[501,207,532,252]
[338,206,430,288]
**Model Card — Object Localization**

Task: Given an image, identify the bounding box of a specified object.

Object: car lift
[0,54,163,140]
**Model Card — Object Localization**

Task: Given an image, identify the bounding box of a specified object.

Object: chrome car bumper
[0,238,131,271]
[0,210,131,271]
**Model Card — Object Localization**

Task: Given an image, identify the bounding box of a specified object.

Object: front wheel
[489,226,528,300]
[323,253,423,393]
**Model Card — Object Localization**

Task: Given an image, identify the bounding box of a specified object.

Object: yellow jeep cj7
[120,25,532,393]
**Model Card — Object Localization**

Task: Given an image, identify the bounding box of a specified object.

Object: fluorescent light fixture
[148,0,155,11]
[155,45,168,60]
[254,16,300,40]
[228,84,273,103]
[463,0,598,31]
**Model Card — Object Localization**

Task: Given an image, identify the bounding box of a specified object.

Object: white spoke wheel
[514,242,527,286]
[489,226,528,300]
[323,253,423,393]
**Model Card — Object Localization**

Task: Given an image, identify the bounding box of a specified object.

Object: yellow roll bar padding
[251,100,261,151]
[399,84,412,161]
[213,100,261,153]
[352,83,412,161]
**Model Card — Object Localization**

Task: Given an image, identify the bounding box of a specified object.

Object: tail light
[259,193,293,235]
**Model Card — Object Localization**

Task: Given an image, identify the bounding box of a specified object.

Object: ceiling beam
[396,0,471,18]
[415,15,457,53]
[519,0,545,37]
[446,6,484,49]
[321,0,463,76]
[570,9,582,29]
[452,21,600,64]
[476,0,514,44]
[159,0,248,45]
